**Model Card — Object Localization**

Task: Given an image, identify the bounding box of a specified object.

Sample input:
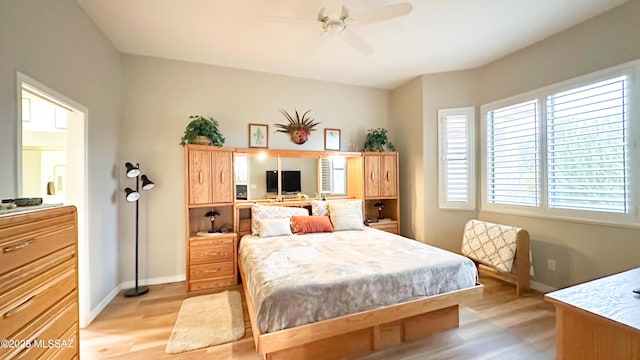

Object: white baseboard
[119,274,186,290]
[83,285,120,328]
[530,280,557,293]
[83,274,186,328]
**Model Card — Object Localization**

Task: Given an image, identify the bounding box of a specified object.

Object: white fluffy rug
[165,290,245,354]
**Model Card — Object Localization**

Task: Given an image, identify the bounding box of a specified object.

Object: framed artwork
[324,128,341,151]
[249,124,268,148]
[22,98,30,121]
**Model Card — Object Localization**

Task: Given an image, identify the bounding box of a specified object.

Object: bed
[237,202,483,360]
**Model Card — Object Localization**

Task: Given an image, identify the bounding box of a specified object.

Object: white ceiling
[77,0,628,90]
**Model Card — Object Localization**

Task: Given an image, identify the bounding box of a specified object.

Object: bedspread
[239,228,478,333]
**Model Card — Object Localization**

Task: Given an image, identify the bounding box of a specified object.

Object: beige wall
[119,55,390,283]
[0,0,122,316]
[391,0,640,288]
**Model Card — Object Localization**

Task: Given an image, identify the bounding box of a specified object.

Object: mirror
[234,151,351,201]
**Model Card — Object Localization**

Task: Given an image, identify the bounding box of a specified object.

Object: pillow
[311,200,329,216]
[251,203,308,235]
[291,216,333,234]
[328,201,365,231]
[257,218,292,238]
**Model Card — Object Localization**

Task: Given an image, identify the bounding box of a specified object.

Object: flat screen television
[266,170,301,194]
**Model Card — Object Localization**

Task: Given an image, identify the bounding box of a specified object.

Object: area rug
[165,290,245,354]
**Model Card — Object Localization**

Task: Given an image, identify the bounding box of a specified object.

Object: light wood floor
[80,275,556,359]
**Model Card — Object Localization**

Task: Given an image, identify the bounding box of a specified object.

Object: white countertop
[0,203,64,216]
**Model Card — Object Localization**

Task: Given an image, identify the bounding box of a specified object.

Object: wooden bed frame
[236,203,484,360]
[239,260,482,360]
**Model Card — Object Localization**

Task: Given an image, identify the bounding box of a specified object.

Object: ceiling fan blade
[324,0,343,19]
[264,15,318,27]
[339,29,374,55]
[351,3,413,25]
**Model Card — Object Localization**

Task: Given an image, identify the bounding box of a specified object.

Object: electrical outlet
[547,259,556,271]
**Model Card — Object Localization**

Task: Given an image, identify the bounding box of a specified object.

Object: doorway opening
[17,72,90,327]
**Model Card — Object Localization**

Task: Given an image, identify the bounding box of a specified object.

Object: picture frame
[324,128,341,151]
[249,123,268,148]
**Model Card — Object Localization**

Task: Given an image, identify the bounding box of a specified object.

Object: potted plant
[179,115,225,146]
[362,128,396,152]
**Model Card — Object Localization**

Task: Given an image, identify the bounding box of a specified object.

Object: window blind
[438,107,475,209]
[486,100,539,207]
[546,76,628,213]
[444,115,469,202]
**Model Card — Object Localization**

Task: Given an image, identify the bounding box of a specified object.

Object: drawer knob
[3,295,35,318]
[2,240,33,253]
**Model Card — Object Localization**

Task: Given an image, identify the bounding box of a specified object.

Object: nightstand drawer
[189,243,234,264]
[189,276,236,291]
[190,261,234,281]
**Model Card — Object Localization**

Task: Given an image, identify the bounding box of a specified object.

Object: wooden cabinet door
[188,150,212,205]
[380,154,397,197]
[212,151,233,203]
[364,155,381,198]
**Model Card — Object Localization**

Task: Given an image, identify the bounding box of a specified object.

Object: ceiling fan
[270,0,413,55]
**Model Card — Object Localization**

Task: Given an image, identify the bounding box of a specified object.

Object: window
[486,100,539,207]
[438,107,475,210]
[547,76,628,213]
[482,64,638,225]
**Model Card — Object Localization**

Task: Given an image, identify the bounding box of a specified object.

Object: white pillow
[311,200,329,216]
[257,218,292,238]
[328,201,365,231]
[251,203,308,235]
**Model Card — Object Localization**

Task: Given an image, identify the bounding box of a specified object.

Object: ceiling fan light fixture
[323,18,345,34]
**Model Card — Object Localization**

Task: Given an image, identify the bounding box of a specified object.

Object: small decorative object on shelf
[363,128,396,152]
[205,209,220,233]
[374,201,385,219]
[315,192,327,201]
[297,193,309,201]
[180,115,225,146]
[275,109,320,145]
[123,162,155,297]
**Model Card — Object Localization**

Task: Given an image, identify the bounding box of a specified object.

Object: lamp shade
[205,210,220,217]
[125,162,140,178]
[141,175,155,190]
[124,188,140,202]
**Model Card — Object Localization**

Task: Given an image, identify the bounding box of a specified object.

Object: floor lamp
[123,162,155,297]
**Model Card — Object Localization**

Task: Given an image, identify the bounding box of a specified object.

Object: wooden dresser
[184,144,238,292]
[545,267,640,360]
[0,206,79,359]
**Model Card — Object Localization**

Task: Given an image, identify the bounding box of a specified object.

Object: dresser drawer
[368,221,399,234]
[0,259,76,338]
[189,261,234,281]
[0,245,75,294]
[0,292,77,359]
[39,322,77,360]
[0,213,76,275]
[190,243,234,264]
[189,276,236,291]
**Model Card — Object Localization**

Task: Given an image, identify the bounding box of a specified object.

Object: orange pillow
[291,216,334,234]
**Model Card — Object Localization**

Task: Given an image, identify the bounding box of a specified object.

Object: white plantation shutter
[546,76,629,213]
[438,107,475,210]
[486,100,540,207]
[320,158,332,193]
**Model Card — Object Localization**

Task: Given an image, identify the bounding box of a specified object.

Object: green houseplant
[179,115,225,146]
[362,128,396,152]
